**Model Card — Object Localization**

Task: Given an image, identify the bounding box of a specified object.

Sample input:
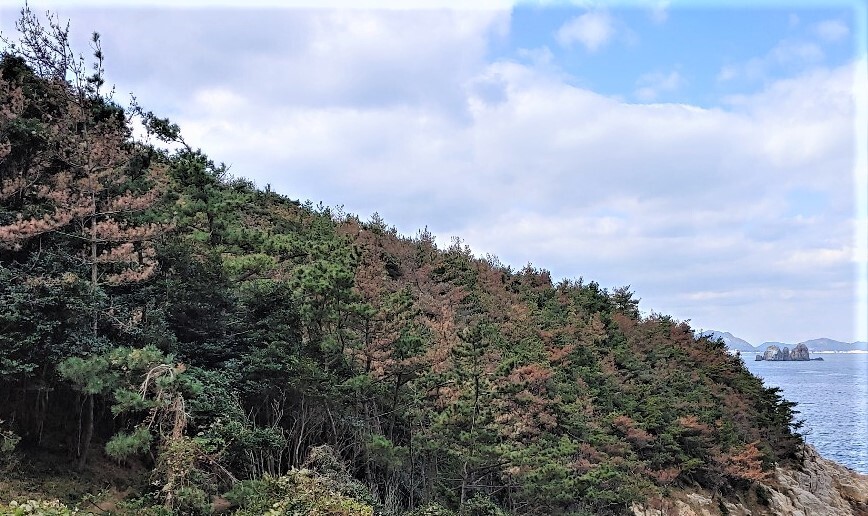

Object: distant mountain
[800,338,868,353]
[700,330,757,352]
[757,341,790,352]
[710,333,868,353]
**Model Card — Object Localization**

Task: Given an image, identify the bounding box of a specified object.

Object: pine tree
[0,7,169,468]
[0,15,167,288]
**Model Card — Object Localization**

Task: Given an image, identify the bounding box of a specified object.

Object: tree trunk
[91,213,98,337]
[77,393,93,470]
[77,202,98,471]
[460,462,468,507]
[388,374,402,439]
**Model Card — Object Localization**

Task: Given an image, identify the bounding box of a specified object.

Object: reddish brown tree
[1,8,168,293]
[724,441,769,482]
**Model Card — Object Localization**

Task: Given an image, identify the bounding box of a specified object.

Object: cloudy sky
[1,1,866,346]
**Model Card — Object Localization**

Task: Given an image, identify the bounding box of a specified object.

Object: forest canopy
[0,7,802,516]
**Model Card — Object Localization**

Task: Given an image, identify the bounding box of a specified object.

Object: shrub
[0,421,20,472]
[1,499,80,516]
[406,503,457,516]
[228,471,375,516]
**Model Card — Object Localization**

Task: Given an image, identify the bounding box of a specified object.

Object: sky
[1,1,866,346]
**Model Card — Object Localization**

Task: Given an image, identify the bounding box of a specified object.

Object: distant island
[753,343,823,361]
[700,330,868,354]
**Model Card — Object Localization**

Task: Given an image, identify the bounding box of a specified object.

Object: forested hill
[1,10,803,516]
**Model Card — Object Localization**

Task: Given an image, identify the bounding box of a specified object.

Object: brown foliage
[612,415,655,449]
[0,52,168,285]
[677,415,713,437]
[724,441,769,482]
[648,466,681,485]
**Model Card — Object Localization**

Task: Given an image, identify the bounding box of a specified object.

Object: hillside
[1,10,865,516]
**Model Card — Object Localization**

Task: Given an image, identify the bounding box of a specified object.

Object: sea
[741,352,868,474]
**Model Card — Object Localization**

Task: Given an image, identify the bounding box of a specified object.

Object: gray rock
[760,344,811,361]
[791,343,811,361]
[763,345,781,361]
[768,445,868,515]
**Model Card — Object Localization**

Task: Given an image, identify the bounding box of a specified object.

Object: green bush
[105,426,153,461]
[223,479,270,509]
[228,471,374,516]
[406,503,457,516]
[173,486,211,515]
[461,494,508,516]
[754,484,771,506]
[0,500,82,516]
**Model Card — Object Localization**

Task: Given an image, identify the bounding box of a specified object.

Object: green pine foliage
[0,8,805,515]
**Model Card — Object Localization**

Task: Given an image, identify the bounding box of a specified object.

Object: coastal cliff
[633,445,868,516]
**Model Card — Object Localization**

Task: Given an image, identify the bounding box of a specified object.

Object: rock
[791,343,811,361]
[631,445,868,515]
[760,343,812,361]
[768,445,868,515]
[631,490,748,516]
[763,345,781,361]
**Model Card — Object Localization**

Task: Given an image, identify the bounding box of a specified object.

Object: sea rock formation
[760,345,782,361]
[755,343,812,361]
[632,445,868,515]
[791,343,810,361]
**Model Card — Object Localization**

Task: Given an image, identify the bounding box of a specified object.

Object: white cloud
[634,70,684,101]
[649,2,669,24]
[555,11,614,52]
[776,247,853,270]
[32,8,509,121]
[190,88,248,113]
[769,40,824,64]
[716,38,824,82]
[813,19,850,43]
[722,63,856,171]
[517,46,554,67]
[716,65,738,82]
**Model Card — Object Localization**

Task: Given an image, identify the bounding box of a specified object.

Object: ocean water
[742,352,868,474]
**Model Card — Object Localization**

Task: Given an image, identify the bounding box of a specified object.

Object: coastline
[633,445,868,516]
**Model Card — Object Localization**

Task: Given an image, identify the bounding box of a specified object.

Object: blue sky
[500,6,858,105]
[1,1,866,345]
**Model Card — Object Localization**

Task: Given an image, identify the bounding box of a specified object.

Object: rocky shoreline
[767,445,868,515]
[633,445,868,515]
